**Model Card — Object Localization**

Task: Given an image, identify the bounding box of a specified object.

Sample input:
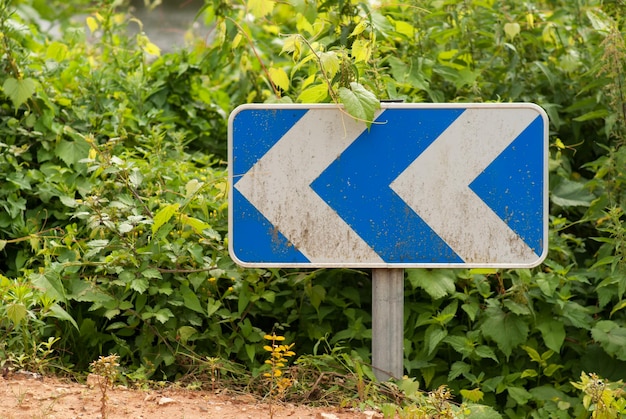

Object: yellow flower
[263,334,285,341]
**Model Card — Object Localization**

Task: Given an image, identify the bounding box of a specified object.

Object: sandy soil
[0,372,382,419]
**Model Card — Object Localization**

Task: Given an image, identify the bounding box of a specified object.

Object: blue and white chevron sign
[228,103,548,268]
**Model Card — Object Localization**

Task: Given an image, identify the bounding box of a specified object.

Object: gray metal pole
[371,268,404,381]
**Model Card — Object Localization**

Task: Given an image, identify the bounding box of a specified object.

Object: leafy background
[1,0,626,417]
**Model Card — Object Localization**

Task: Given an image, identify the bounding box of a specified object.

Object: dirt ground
[0,372,383,419]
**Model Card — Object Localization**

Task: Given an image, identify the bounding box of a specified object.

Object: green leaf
[551,178,594,207]
[406,269,455,299]
[56,138,91,167]
[433,300,458,325]
[463,404,502,419]
[46,41,69,61]
[449,361,471,380]
[351,39,371,63]
[591,320,626,360]
[572,109,610,122]
[141,268,162,279]
[7,303,28,324]
[30,271,67,303]
[461,301,480,321]
[535,272,559,297]
[131,278,149,293]
[469,268,498,275]
[298,83,328,103]
[189,273,207,291]
[104,308,120,319]
[87,239,109,249]
[2,77,37,109]
[0,240,6,252]
[319,51,340,79]
[349,20,368,37]
[4,194,26,218]
[268,67,290,92]
[461,388,484,403]
[586,9,612,33]
[181,285,205,314]
[137,34,161,56]
[292,0,317,23]
[481,305,528,357]
[503,22,521,40]
[261,290,276,303]
[474,345,498,362]
[521,345,542,363]
[536,317,565,352]
[425,325,447,356]
[370,11,394,37]
[181,215,210,235]
[559,301,592,329]
[445,335,473,358]
[338,82,380,128]
[503,300,531,316]
[521,368,538,378]
[530,386,568,403]
[611,300,626,317]
[543,363,563,377]
[306,284,326,310]
[507,386,532,405]
[397,377,420,396]
[152,203,180,234]
[394,19,415,38]
[245,343,256,363]
[421,366,436,387]
[47,303,79,330]
[533,62,557,88]
[185,179,204,198]
[154,308,174,324]
[177,326,198,344]
[248,0,274,17]
[238,286,251,314]
[7,172,31,190]
[129,169,143,187]
[118,222,133,234]
[281,34,302,57]
[207,298,221,317]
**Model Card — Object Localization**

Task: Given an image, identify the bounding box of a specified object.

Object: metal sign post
[228,102,548,381]
[372,268,404,381]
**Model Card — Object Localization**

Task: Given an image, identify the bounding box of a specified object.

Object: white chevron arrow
[390,107,540,265]
[234,108,385,264]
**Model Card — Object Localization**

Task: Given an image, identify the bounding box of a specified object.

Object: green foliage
[1,0,626,416]
[0,274,69,373]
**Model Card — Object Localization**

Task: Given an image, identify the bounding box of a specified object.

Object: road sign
[228,103,548,268]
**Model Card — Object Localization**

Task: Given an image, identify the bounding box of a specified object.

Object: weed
[572,372,626,418]
[263,333,295,417]
[89,354,120,419]
[10,385,26,406]
[205,356,225,391]
[36,399,58,418]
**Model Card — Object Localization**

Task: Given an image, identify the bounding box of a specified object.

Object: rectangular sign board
[228,103,548,268]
